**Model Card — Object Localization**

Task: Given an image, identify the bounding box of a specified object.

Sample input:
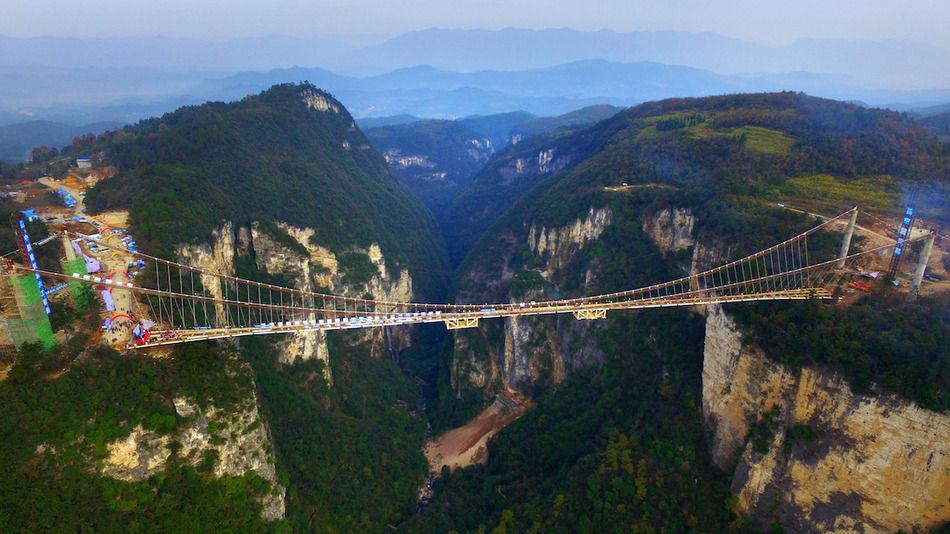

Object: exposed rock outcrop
[501,147,570,185]
[176,223,239,328]
[703,304,950,533]
[528,206,612,277]
[300,87,340,113]
[99,374,286,521]
[642,207,695,256]
[177,221,414,372]
[453,207,612,395]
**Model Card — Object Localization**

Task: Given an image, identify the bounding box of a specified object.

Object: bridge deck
[135,288,832,347]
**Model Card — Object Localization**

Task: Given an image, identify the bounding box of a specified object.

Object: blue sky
[4,0,950,49]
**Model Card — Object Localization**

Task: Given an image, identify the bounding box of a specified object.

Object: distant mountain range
[0,120,124,163]
[1,27,950,159]
[4,29,949,87]
[360,105,622,219]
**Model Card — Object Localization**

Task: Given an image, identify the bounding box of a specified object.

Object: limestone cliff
[300,86,341,114]
[177,221,414,371]
[641,206,695,257]
[452,207,612,395]
[642,206,734,280]
[500,146,570,186]
[528,206,612,277]
[703,304,950,533]
[97,361,285,521]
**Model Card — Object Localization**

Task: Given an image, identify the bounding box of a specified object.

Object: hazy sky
[5,0,950,49]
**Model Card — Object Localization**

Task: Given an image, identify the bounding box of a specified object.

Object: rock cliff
[97,359,286,521]
[452,207,612,395]
[528,206,612,277]
[300,86,341,114]
[178,220,414,373]
[641,206,694,257]
[703,304,950,533]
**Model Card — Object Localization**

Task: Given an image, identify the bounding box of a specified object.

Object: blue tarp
[71,240,100,273]
[85,255,100,273]
[101,289,115,311]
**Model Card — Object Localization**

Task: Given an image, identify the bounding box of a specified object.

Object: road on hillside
[38,176,88,217]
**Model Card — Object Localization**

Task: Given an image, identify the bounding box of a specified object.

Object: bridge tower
[886,206,916,280]
[836,207,859,269]
[907,231,936,301]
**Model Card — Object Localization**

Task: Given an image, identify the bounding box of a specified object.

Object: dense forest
[405,310,741,533]
[0,342,287,533]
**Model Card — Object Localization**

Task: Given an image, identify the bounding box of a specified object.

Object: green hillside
[410,93,950,532]
[363,119,492,218]
[447,92,949,269]
[82,83,449,298]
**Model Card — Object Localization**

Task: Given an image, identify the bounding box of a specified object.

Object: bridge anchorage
[3,207,937,349]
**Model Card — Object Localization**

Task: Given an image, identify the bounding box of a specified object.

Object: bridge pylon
[836,206,859,269]
[907,231,936,301]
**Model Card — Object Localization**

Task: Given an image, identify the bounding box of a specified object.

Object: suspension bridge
[5,207,937,349]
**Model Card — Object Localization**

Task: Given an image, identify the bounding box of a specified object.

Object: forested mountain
[1,83,451,532]
[445,93,950,403]
[363,105,623,222]
[82,83,449,298]
[408,93,950,532]
[444,92,950,267]
[363,119,493,219]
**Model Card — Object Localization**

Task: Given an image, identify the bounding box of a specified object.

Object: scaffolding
[63,257,89,307]
[2,271,55,349]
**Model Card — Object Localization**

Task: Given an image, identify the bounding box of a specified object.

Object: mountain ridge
[3,27,950,133]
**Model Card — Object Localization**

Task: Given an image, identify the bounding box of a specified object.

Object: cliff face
[703,304,950,533]
[95,359,285,521]
[452,207,612,395]
[528,206,612,277]
[641,207,695,257]
[177,220,414,371]
[499,146,571,186]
